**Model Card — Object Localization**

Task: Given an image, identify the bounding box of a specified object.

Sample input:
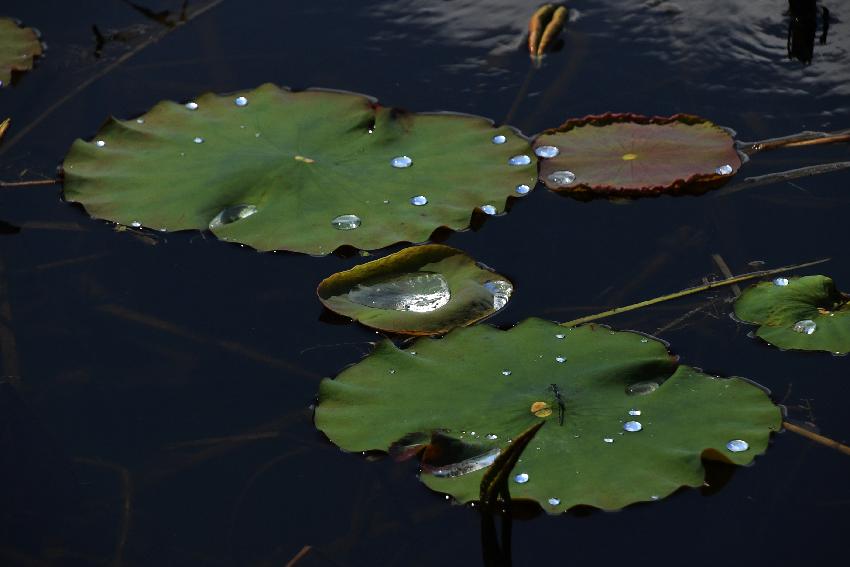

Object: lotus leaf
[533,113,742,196]
[315,318,781,512]
[62,84,537,255]
[734,275,850,354]
[0,18,42,87]
[317,244,513,335]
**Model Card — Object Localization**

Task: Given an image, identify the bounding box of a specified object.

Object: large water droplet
[480,204,497,215]
[508,155,532,166]
[548,497,560,506]
[410,195,428,206]
[234,96,248,106]
[773,277,789,286]
[347,272,450,312]
[492,134,507,144]
[623,421,643,432]
[792,319,817,334]
[535,145,560,158]
[209,204,258,230]
[95,140,106,147]
[627,381,659,396]
[548,170,576,185]
[193,137,204,144]
[331,214,362,230]
[185,102,199,110]
[726,439,749,452]
[514,473,529,484]
[515,184,531,195]
[391,155,413,168]
[715,164,734,175]
[428,447,501,478]
[483,280,513,310]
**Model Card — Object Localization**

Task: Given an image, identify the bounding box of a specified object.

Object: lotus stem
[560,258,830,327]
[0,178,58,188]
[0,118,9,142]
[783,421,850,457]
[480,421,544,508]
[713,161,850,197]
[738,128,850,155]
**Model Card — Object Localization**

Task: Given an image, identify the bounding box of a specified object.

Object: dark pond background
[2,1,849,565]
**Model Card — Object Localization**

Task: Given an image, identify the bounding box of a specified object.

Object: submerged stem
[560,258,830,327]
[713,161,850,197]
[783,421,850,457]
[738,128,850,156]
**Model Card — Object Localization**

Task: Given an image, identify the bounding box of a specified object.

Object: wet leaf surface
[317,244,513,335]
[315,319,781,512]
[0,18,42,87]
[734,274,850,354]
[61,84,537,255]
[533,113,742,197]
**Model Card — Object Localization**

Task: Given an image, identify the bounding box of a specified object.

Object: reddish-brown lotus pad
[534,114,742,196]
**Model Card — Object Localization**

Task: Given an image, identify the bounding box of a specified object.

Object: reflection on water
[787,0,831,64]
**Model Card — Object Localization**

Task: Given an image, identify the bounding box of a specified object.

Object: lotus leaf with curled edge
[317,244,513,335]
[533,113,743,197]
[62,84,537,255]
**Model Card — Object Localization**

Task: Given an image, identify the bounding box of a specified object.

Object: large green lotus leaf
[315,318,781,512]
[317,244,513,335]
[62,84,537,255]
[0,18,42,87]
[734,275,850,354]
[533,113,742,197]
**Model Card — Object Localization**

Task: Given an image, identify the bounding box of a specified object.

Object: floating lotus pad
[533,113,742,196]
[317,244,513,335]
[0,18,43,87]
[315,319,781,512]
[734,275,850,354]
[62,84,537,255]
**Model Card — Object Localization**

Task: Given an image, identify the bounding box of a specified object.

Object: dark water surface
[2,1,849,565]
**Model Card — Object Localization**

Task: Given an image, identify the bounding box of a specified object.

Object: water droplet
[623,421,643,432]
[548,497,560,506]
[95,140,106,147]
[409,351,417,355]
[548,170,576,185]
[773,277,789,286]
[515,184,531,195]
[640,337,649,343]
[483,280,513,310]
[388,369,396,374]
[136,118,144,124]
[508,154,531,166]
[391,155,412,168]
[555,334,565,339]
[130,221,142,228]
[185,102,198,110]
[480,204,497,215]
[726,439,749,452]
[535,145,559,158]
[348,272,450,312]
[628,409,641,416]
[193,137,204,144]
[792,319,817,335]
[234,96,248,106]
[555,356,566,363]
[715,164,734,175]
[603,438,614,443]
[209,204,258,230]
[501,370,512,376]
[410,195,428,206]
[627,381,659,395]
[650,495,660,501]
[330,214,362,231]
[428,448,501,478]
[492,134,507,144]
[486,434,498,440]
[514,473,529,484]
